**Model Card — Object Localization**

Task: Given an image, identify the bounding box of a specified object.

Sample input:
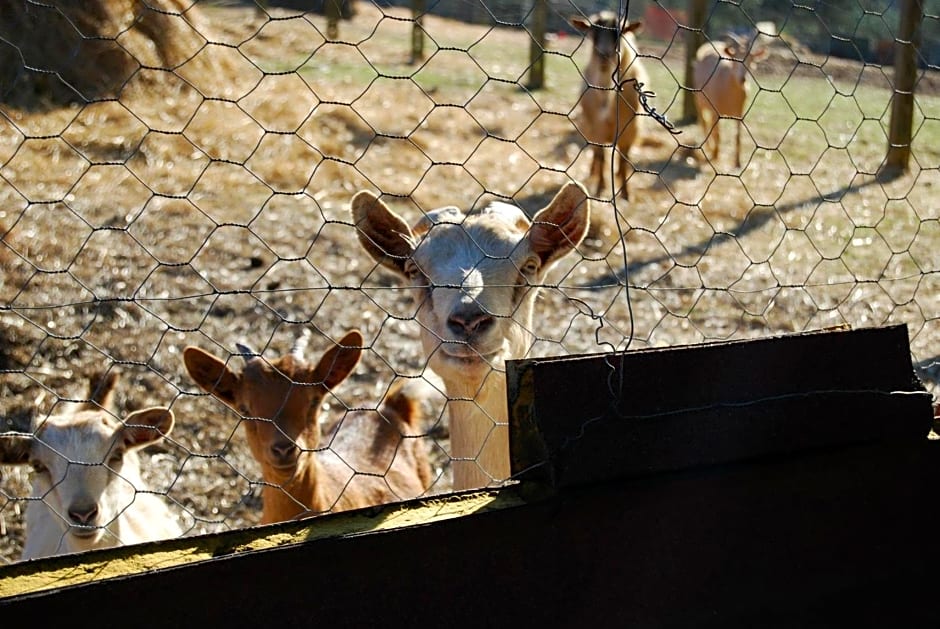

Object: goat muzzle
[269,441,300,468]
[67,502,101,534]
[446,311,495,339]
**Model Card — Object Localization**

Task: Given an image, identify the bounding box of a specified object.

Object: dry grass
[1,2,938,563]
[0,0,225,108]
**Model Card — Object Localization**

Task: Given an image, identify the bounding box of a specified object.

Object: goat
[183,330,432,524]
[570,11,648,199]
[0,372,181,560]
[693,35,767,168]
[352,181,590,491]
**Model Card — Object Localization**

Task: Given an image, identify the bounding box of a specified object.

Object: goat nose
[271,441,298,461]
[447,312,495,337]
[68,503,99,526]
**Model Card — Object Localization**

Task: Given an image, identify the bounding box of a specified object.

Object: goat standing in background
[183,330,431,524]
[353,182,590,491]
[0,372,181,560]
[693,35,767,168]
[570,11,648,199]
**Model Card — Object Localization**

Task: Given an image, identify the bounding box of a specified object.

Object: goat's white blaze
[410,204,539,373]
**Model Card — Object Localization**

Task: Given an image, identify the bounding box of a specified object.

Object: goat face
[241,356,323,476]
[183,332,362,483]
[1,408,173,550]
[694,38,767,120]
[570,12,642,73]
[408,214,532,374]
[353,182,590,381]
[723,39,766,86]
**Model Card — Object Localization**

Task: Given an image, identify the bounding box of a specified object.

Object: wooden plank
[3,441,940,627]
[507,325,934,488]
[0,489,521,600]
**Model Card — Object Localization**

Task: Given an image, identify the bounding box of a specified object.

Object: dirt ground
[1,2,937,564]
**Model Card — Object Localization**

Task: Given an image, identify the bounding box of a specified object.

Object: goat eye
[521,258,540,276]
[29,460,47,474]
[404,264,431,292]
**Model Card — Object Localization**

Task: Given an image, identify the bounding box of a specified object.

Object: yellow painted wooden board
[0,488,524,599]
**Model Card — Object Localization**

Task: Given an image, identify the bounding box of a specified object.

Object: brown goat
[183,330,431,524]
[693,35,767,167]
[570,11,648,199]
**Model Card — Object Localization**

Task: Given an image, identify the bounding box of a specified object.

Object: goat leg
[591,145,607,197]
[616,150,631,200]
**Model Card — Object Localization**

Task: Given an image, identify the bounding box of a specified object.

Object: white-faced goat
[570,11,648,199]
[183,330,432,524]
[0,372,181,560]
[352,181,590,491]
[693,34,767,167]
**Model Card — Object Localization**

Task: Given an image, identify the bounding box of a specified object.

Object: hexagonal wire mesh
[0,0,938,563]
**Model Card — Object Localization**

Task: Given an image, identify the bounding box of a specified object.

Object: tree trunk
[883,0,924,175]
[681,0,708,124]
[526,0,548,90]
[411,0,426,63]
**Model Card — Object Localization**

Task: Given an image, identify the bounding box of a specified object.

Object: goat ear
[749,46,768,61]
[183,346,241,408]
[623,20,642,34]
[569,16,592,33]
[0,432,32,465]
[379,380,422,430]
[122,407,175,449]
[351,191,415,276]
[528,181,591,267]
[78,370,120,412]
[310,330,363,391]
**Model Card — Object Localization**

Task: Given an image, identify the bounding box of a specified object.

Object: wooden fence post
[883,0,923,174]
[411,0,426,63]
[325,0,341,39]
[681,0,708,124]
[526,0,548,90]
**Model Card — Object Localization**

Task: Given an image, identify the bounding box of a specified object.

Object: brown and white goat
[183,330,431,524]
[693,35,767,167]
[352,182,590,491]
[570,11,648,199]
[0,372,181,560]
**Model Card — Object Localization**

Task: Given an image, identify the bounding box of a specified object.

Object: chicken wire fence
[0,0,938,563]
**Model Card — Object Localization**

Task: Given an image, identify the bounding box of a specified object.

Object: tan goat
[0,372,181,560]
[570,11,648,199]
[352,181,590,491]
[183,330,431,524]
[693,35,767,167]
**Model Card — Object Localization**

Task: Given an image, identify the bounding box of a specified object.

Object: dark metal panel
[508,324,934,488]
[4,326,938,627]
[3,441,940,627]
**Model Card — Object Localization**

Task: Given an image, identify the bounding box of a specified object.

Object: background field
[1,1,938,563]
